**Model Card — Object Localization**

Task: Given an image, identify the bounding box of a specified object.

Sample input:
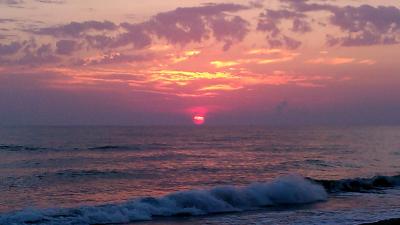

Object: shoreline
[360,218,400,225]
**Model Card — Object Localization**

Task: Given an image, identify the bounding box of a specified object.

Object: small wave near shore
[2,174,400,225]
[0,175,326,225]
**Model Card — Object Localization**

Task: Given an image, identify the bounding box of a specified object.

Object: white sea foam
[0,175,327,225]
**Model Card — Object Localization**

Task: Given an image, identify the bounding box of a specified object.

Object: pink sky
[0,0,400,125]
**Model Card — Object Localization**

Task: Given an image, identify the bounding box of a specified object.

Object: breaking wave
[3,174,399,224]
[0,175,327,225]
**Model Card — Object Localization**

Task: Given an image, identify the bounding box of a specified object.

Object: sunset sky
[1,0,400,125]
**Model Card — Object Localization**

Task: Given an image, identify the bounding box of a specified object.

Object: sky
[0,0,400,125]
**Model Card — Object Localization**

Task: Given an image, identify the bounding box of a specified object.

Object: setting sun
[193,115,205,125]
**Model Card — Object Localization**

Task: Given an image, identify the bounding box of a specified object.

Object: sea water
[0,126,399,224]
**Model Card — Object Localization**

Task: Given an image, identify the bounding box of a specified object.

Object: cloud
[36,21,118,37]
[0,40,66,66]
[35,0,65,4]
[208,15,249,51]
[4,1,396,70]
[292,18,312,33]
[0,18,17,23]
[170,50,201,63]
[198,84,242,91]
[306,57,355,65]
[18,43,60,65]
[84,35,114,49]
[31,3,250,53]
[0,42,22,55]
[83,73,146,82]
[56,40,78,55]
[208,48,299,69]
[0,0,65,6]
[0,0,23,5]
[3,2,251,67]
[358,59,376,65]
[257,9,311,49]
[282,0,400,46]
[112,23,152,49]
[249,0,264,9]
[152,70,237,82]
[0,41,60,66]
[306,56,376,66]
[327,5,400,46]
[81,52,153,65]
[210,60,239,68]
[141,3,250,49]
[258,9,309,35]
[280,0,336,12]
[267,35,301,50]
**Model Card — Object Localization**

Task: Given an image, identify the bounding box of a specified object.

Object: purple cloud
[36,20,117,37]
[142,3,250,49]
[209,15,249,51]
[0,41,21,55]
[55,40,78,55]
[0,2,253,67]
[85,35,115,49]
[0,41,60,66]
[113,23,152,49]
[328,5,400,46]
[268,35,301,50]
[282,0,400,46]
[292,18,312,33]
[32,3,250,52]
[257,9,310,49]
[17,43,60,65]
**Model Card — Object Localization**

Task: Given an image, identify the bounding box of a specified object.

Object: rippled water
[0,126,400,224]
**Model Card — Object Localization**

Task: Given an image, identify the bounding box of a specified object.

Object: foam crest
[0,175,327,225]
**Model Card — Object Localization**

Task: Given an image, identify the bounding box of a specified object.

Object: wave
[310,175,400,193]
[52,169,135,179]
[0,175,327,225]
[3,170,144,189]
[0,143,172,152]
[0,144,47,151]
[87,143,171,151]
[87,145,127,150]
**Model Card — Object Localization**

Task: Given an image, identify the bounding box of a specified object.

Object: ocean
[0,126,399,225]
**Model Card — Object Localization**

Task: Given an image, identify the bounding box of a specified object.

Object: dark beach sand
[360,218,400,225]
